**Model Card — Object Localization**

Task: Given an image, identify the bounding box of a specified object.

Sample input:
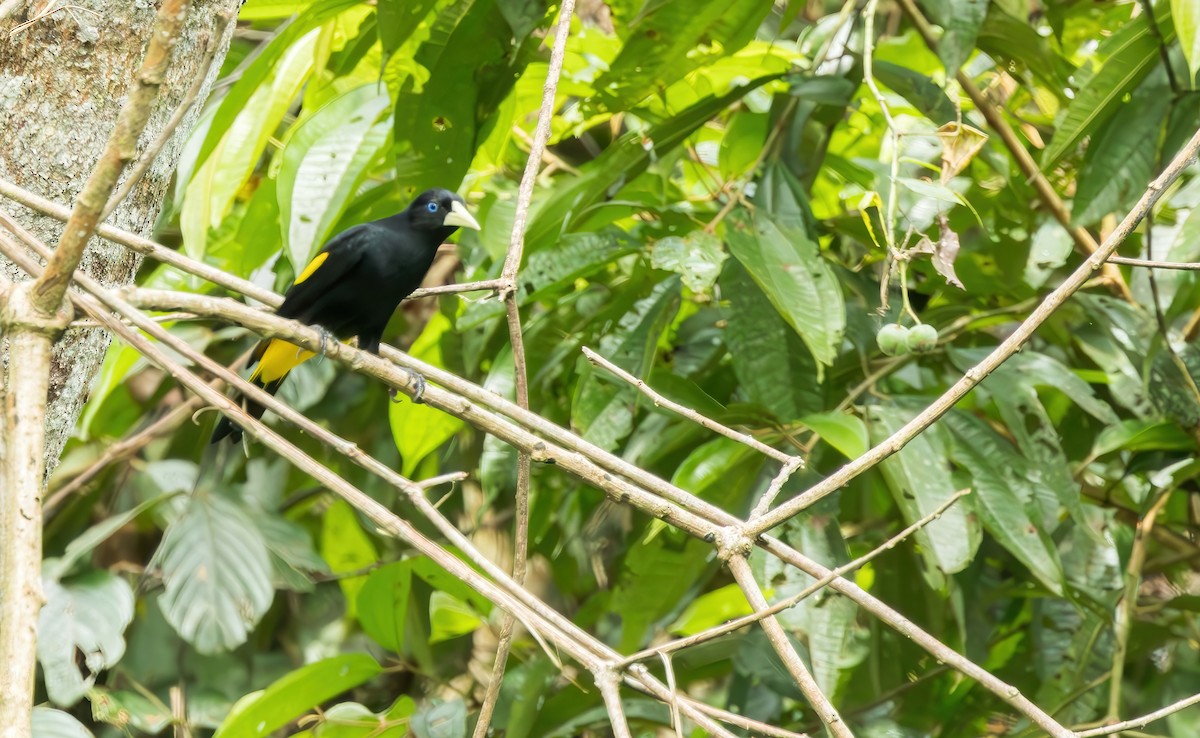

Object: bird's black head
[406,188,481,237]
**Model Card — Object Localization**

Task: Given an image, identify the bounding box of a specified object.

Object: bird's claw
[389,371,427,404]
[317,327,335,358]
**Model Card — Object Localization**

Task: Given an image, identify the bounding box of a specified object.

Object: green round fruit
[906,323,939,353]
[877,324,910,356]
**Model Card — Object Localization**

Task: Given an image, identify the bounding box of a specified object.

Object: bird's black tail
[210,376,285,444]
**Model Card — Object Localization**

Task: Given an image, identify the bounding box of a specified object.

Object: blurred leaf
[49,492,176,579]
[31,708,94,738]
[869,406,980,575]
[154,494,274,654]
[922,0,987,74]
[720,260,822,422]
[411,699,467,738]
[357,561,413,652]
[377,0,442,62]
[573,277,681,450]
[1092,419,1195,457]
[589,0,774,112]
[1071,82,1169,226]
[37,571,135,706]
[89,688,171,734]
[669,583,754,635]
[429,590,483,642]
[943,412,1066,595]
[802,412,868,459]
[258,514,330,592]
[719,110,768,179]
[650,230,727,293]
[1175,0,1200,79]
[239,0,321,20]
[977,5,1073,93]
[873,61,957,124]
[278,84,392,268]
[1042,3,1173,168]
[322,499,378,619]
[215,654,382,737]
[726,209,845,366]
[390,312,466,475]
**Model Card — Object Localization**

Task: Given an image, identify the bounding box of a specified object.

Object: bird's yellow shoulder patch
[294,252,330,285]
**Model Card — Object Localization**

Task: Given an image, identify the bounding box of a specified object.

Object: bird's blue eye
[426,202,439,213]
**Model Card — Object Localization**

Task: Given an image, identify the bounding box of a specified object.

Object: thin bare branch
[1077,692,1200,737]
[727,555,853,738]
[583,346,796,465]
[1108,255,1200,270]
[617,489,971,668]
[747,127,1200,538]
[597,671,634,738]
[30,0,192,315]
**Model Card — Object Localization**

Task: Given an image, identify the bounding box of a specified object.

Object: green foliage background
[38,0,1200,735]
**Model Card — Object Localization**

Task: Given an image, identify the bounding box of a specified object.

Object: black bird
[211,188,481,444]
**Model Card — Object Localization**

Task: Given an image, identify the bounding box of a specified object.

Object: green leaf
[573,278,682,450]
[1092,419,1195,458]
[258,514,330,592]
[89,688,171,734]
[278,84,392,269]
[668,583,754,635]
[802,412,868,459]
[1042,4,1174,168]
[154,494,274,654]
[239,0,320,20]
[411,699,467,738]
[726,209,845,366]
[322,499,378,619]
[1071,82,1169,226]
[589,0,774,112]
[377,0,442,62]
[719,259,821,422]
[429,591,483,642]
[390,312,465,476]
[719,110,768,179]
[191,0,360,173]
[181,29,319,260]
[37,572,135,706]
[873,61,957,124]
[869,406,980,575]
[526,73,782,254]
[943,413,1066,595]
[650,230,727,293]
[921,0,987,74]
[1174,0,1200,80]
[215,654,382,737]
[357,561,414,652]
[31,708,94,738]
[392,0,532,196]
[49,492,177,579]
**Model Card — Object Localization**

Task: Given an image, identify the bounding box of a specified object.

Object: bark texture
[0,0,239,469]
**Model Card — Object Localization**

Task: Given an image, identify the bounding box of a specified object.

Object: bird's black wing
[276,225,371,322]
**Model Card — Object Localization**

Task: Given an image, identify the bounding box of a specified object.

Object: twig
[408,278,506,299]
[597,671,634,738]
[0,0,24,22]
[1077,692,1200,737]
[749,457,806,519]
[30,0,192,315]
[727,556,853,738]
[667,695,810,738]
[1108,255,1200,270]
[1135,0,1179,94]
[895,0,1134,302]
[101,12,232,221]
[474,1,576,734]
[583,346,796,464]
[746,127,1200,538]
[615,489,970,668]
[1107,490,1173,722]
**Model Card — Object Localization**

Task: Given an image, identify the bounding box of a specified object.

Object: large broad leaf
[525,73,782,254]
[869,406,980,576]
[1071,79,1170,226]
[31,708,94,738]
[872,61,957,125]
[650,230,727,294]
[357,560,415,653]
[1042,3,1174,168]
[390,312,466,476]
[920,0,987,75]
[37,571,135,706]
[611,438,764,651]
[278,84,392,269]
[215,654,382,737]
[719,260,822,422]
[976,6,1074,96]
[153,494,274,654]
[942,412,1067,596]
[588,0,774,112]
[191,0,361,171]
[572,277,682,450]
[392,0,534,196]
[321,499,378,619]
[726,210,845,366]
[180,31,319,260]
[376,0,443,63]
[1175,0,1200,79]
